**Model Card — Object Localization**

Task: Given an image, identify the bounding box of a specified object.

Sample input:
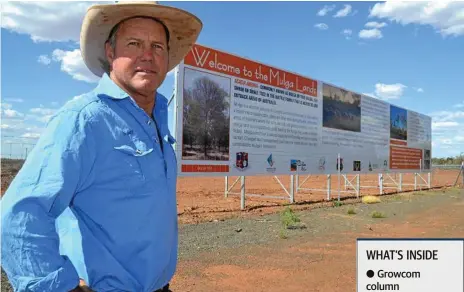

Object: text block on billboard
[173,43,432,176]
[357,239,463,292]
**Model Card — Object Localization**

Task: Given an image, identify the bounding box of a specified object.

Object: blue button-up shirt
[1,74,178,292]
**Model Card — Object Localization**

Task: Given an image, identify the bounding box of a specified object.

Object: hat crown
[114,1,159,4]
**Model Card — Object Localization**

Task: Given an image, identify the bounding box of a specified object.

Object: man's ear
[105,42,114,63]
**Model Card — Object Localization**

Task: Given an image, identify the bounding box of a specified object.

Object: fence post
[295,174,299,194]
[337,153,341,201]
[398,173,403,192]
[427,172,431,189]
[327,174,331,201]
[290,175,295,203]
[414,173,417,190]
[240,176,246,210]
[224,176,229,198]
[379,173,383,195]
[356,174,360,198]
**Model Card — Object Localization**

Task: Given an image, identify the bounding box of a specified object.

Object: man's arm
[1,108,97,292]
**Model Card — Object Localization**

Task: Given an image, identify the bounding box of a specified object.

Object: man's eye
[128,42,139,47]
[153,44,164,50]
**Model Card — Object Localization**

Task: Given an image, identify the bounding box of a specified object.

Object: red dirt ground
[171,189,464,291]
[176,169,461,224]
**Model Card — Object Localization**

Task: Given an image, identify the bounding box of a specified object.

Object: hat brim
[80,2,202,77]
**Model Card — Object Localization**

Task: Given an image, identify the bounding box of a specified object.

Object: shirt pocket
[113,143,153,183]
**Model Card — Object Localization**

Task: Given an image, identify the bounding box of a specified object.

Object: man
[1,2,202,292]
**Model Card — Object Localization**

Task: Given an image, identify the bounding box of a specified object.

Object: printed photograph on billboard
[390,105,408,141]
[322,83,361,132]
[182,67,231,161]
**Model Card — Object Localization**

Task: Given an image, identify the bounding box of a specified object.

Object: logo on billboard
[266,154,276,173]
[235,152,249,171]
[383,159,388,170]
[336,157,344,172]
[319,157,326,171]
[290,159,307,172]
[368,161,373,171]
[353,160,361,172]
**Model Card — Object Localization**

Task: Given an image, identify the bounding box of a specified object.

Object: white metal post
[414,173,417,190]
[379,173,383,195]
[290,175,295,203]
[337,153,341,201]
[327,174,331,201]
[427,172,431,189]
[356,174,360,197]
[295,174,299,194]
[240,176,246,210]
[225,176,229,198]
[399,173,403,192]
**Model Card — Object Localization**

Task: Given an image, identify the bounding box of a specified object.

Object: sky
[1,1,464,159]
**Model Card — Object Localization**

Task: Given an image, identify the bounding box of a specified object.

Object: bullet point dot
[366,270,374,278]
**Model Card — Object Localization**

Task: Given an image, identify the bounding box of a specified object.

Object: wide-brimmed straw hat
[80,1,202,77]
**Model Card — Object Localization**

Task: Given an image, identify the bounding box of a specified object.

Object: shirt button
[147,120,151,125]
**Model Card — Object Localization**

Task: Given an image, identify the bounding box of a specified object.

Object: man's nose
[140,47,154,61]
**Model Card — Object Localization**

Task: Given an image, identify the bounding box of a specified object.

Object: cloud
[4,98,24,103]
[413,87,424,93]
[29,105,59,124]
[334,5,352,18]
[359,28,383,39]
[38,55,52,65]
[454,101,464,108]
[369,2,464,37]
[1,1,102,43]
[0,103,13,110]
[429,110,464,122]
[21,133,41,139]
[51,49,100,83]
[342,29,352,39]
[2,109,24,119]
[374,83,407,100]
[365,21,388,29]
[429,109,464,156]
[314,23,329,30]
[432,121,459,129]
[317,5,336,16]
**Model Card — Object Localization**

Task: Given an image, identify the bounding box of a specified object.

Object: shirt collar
[94,73,162,104]
[94,73,164,116]
[94,73,130,100]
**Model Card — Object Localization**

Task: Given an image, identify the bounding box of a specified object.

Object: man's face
[106,17,169,97]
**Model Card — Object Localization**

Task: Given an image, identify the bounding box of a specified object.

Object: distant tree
[187,76,229,159]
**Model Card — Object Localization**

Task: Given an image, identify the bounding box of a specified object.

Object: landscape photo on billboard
[322,83,361,132]
[390,105,408,141]
[182,67,231,161]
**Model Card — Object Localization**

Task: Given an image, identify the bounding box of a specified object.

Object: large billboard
[173,44,432,176]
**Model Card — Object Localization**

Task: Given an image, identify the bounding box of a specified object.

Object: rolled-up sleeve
[1,108,97,292]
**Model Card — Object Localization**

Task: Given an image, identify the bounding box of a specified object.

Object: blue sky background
[1,1,464,159]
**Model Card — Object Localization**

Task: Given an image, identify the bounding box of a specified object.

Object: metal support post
[225,176,229,198]
[295,174,299,194]
[240,176,246,210]
[414,173,417,190]
[398,173,403,192]
[356,174,360,197]
[290,175,295,203]
[379,173,383,195]
[427,172,431,189]
[327,174,331,201]
[337,153,341,202]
